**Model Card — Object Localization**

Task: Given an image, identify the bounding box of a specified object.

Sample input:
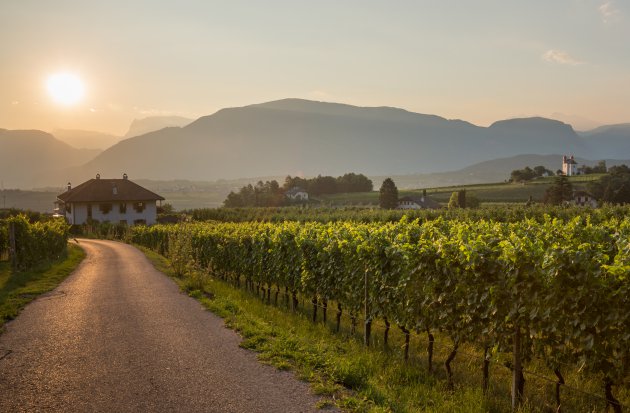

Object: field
[318,175,605,206]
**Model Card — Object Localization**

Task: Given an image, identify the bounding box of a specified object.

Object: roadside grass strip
[0,243,85,331]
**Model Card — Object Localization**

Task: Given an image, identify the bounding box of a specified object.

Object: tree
[448,192,459,209]
[157,203,175,214]
[379,178,398,209]
[448,190,476,208]
[588,164,630,204]
[544,175,573,205]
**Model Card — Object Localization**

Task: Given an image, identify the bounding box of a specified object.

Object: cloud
[542,49,584,65]
[599,1,620,22]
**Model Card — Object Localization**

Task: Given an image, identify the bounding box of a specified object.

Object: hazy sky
[1,0,629,135]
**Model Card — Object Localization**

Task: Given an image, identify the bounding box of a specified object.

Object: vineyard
[0,215,70,270]
[186,204,630,224]
[129,211,630,411]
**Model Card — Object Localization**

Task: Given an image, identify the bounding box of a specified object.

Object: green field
[318,174,604,206]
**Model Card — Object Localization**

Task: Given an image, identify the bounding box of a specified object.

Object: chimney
[96,173,101,179]
[123,173,128,180]
[67,182,71,191]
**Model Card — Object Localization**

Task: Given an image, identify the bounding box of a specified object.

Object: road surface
[0,239,326,412]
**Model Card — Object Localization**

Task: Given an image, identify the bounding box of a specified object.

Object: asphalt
[0,239,326,412]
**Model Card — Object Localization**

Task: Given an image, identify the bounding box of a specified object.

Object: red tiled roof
[57,178,165,203]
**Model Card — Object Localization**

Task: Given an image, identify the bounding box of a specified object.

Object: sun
[46,72,85,105]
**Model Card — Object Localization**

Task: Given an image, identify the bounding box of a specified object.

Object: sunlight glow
[46,72,85,105]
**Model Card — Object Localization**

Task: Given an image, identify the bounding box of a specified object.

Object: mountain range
[1,99,629,189]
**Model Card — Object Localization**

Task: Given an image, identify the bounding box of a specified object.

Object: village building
[562,155,578,176]
[573,190,598,208]
[57,174,165,225]
[398,191,441,210]
[285,187,309,201]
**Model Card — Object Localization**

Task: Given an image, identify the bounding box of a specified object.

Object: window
[99,203,112,214]
[87,204,92,219]
[133,202,145,213]
[119,203,127,214]
[66,203,72,213]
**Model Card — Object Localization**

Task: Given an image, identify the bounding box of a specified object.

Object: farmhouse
[285,187,309,201]
[573,190,598,208]
[398,194,441,210]
[57,173,165,225]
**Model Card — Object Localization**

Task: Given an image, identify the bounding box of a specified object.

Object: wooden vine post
[364,269,371,347]
[9,221,17,271]
[512,325,524,412]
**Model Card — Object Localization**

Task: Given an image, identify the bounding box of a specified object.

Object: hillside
[71,99,603,183]
[0,129,100,188]
[4,99,630,188]
[52,129,121,150]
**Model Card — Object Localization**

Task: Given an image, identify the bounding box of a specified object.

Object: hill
[5,99,630,188]
[0,129,100,188]
[52,129,120,150]
[72,99,605,183]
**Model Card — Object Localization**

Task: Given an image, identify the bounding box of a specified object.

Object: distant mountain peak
[123,115,193,139]
[489,117,573,130]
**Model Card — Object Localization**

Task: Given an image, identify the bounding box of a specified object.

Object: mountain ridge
[3,99,629,188]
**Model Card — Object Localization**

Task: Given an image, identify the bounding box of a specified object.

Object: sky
[1,0,629,135]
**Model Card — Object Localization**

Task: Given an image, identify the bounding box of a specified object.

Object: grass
[137,245,629,412]
[0,243,85,331]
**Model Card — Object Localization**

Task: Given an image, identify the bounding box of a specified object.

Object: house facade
[285,187,309,201]
[57,174,165,225]
[398,195,441,210]
[573,190,598,208]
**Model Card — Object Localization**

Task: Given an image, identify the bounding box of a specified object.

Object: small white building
[573,190,598,208]
[285,187,309,201]
[57,173,165,225]
[562,155,578,176]
[398,195,441,210]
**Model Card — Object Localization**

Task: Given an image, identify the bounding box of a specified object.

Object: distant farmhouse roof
[58,174,165,203]
[398,196,441,209]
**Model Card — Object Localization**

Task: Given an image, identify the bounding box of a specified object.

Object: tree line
[224,173,373,207]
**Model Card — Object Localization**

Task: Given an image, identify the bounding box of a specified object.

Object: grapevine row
[0,215,70,270]
[129,216,629,408]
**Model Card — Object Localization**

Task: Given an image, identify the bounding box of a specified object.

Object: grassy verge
[0,243,85,331]
[138,246,627,413]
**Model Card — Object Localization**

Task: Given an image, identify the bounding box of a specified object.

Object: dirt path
[0,239,327,412]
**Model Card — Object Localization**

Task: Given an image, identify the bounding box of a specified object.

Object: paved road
[0,239,326,412]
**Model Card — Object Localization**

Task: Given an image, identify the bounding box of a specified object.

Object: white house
[398,194,441,210]
[562,155,578,176]
[57,173,165,225]
[285,187,309,201]
[573,190,598,208]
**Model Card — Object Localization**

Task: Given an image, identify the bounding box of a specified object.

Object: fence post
[9,221,17,271]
